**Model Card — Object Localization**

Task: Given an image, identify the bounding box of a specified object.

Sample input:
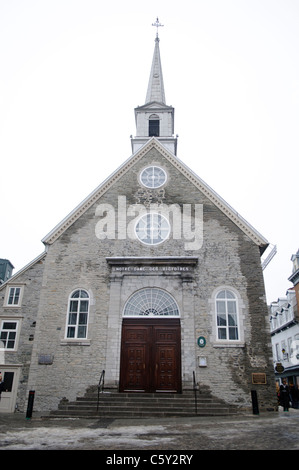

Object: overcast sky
[1,0,298,303]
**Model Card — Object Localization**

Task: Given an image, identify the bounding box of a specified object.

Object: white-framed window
[65,289,90,339]
[0,320,20,350]
[139,166,167,188]
[216,289,239,341]
[209,286,244,347]
[123,288,179,317]
[135,212,170,245]
[5,286,23,307]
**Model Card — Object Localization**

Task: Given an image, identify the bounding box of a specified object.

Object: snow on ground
[0,424,175,450]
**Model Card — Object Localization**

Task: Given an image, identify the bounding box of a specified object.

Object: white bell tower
[131,18,177,155]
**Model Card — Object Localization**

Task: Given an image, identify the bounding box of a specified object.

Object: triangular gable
[42,138,269,253]
[0,252,46,291]
[135,102,173,111]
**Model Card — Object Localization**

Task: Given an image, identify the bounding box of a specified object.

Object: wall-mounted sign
[38,354,54,365]
[275,363,285,373]
[252,373,267,384]
[197,336,206,348]
[198,356,207,367]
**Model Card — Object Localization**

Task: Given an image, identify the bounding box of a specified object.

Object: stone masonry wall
[0,255,46,411]
[26,146,276,412]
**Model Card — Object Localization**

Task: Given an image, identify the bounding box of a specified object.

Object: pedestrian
[280,379,290,412]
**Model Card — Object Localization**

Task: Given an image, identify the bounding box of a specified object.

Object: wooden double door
[119,319,181,393]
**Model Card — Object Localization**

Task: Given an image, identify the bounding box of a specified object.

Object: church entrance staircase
[46,385,239,419]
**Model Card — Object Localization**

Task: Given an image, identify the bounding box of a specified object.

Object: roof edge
[42,138,269,250]
[0,251,47,291]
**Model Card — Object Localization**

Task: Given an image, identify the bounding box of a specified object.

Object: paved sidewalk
[0,408,298,450]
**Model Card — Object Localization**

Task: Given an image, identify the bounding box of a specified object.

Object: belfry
[131,18,177,156]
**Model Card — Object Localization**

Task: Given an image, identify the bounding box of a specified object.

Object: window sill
[60,339,90,346]
[3,305,22,309]
[213,341,245,348]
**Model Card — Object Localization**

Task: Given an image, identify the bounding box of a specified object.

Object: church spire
[145,18,166,104]
[131,18,177,156]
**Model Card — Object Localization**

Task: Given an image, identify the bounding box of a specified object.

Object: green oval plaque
[197,336,206,348]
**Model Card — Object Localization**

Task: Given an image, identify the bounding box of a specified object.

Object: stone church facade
[0,30,276,414]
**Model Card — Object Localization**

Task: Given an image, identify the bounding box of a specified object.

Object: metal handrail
[97,370,105,412]
[193,370,197,415]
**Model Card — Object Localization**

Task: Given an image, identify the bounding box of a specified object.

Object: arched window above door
[123,288,179,317]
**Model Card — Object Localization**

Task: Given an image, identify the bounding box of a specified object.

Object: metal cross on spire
[152,17,164,38]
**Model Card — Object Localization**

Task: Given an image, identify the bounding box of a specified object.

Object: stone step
[77,394,219,404]
[58,402,222,412]
[52,410,232,417]
[44,388,237,419]
[76,397,223,406]
[50,403,233,418]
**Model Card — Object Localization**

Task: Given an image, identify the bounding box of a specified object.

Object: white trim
[0,365,21,413]
[3,285,24,308]
[123,287,180,318]
[139,165,167,188]
[0,318,22,351]
[209,285,245,347]
[64,289,90,340]
[135,212,170,246]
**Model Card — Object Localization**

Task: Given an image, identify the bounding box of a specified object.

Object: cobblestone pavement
[0,408,298,451]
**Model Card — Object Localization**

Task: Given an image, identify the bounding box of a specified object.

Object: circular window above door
[135,212,170,245]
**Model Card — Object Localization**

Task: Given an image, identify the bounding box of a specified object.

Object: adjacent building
[0,259,14,284]
[270,249,299,407]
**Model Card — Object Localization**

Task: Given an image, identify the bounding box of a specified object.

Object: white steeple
[131,19,177,155]
[145,30,166,104]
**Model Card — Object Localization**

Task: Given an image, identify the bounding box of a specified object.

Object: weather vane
[152,17,164,38]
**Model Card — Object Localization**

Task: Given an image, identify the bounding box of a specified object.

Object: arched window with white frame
[66,289,90,339]
[123,288,179,317]
[215,289,239,341]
